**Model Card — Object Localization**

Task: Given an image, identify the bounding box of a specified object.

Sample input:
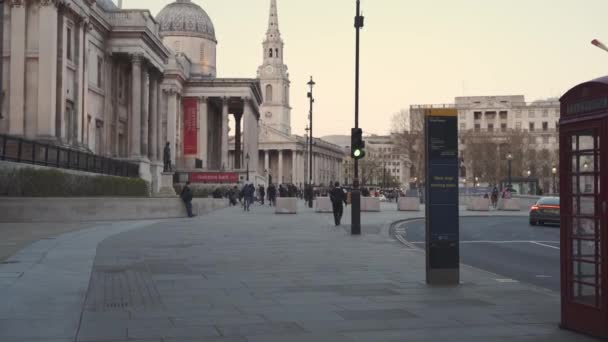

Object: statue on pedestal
[163,142,172,172]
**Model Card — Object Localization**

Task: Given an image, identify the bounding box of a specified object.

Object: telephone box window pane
[572,281,598,307]
[572,196,579,215]
[571,177,580,195]
[579,134,594,150]
[579,153,595,173]
[572,218,596,238]
[579,197,595,216]
[579,175,596,194]
[572,239,597,261]
[571,156,579,174]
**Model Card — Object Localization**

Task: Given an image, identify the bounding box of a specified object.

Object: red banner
[189,172,239,183]
[183,97,197,155]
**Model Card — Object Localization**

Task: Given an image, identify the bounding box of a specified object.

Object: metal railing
[0,134,139,178]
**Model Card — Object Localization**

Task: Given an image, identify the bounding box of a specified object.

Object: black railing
[0,134,139,178]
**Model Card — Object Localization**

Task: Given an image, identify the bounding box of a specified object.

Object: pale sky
[123,0,608,137]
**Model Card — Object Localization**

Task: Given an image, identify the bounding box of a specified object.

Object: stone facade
[0,0,262,192]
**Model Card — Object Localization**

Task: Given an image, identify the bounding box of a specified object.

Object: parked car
[529,197,560,226]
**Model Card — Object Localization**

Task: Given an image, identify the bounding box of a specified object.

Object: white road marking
[496,278,519,283]
[530,241,560,250]
[535,275,552,278]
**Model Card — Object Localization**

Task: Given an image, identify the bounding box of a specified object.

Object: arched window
[266,84,273,102]
[200,43,205,62]
[284,85,289,104]
[269,49,273,58]
[275,48,279,58]
[173,41,181,53]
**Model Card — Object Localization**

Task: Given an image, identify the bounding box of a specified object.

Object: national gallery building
[0,0,262,192]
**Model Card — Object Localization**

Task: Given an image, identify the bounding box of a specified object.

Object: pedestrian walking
[329,182,347,226]
[268,183,277,206]
[180,181,195,218]
[243,183,255,211]
[228,186,238,206]
[259,185,266,205]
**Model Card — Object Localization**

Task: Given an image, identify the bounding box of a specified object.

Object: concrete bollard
[315,197,333,213]
[361,197,381,212]
[499,198,522,211]
[398,197,421,211]
[276,198,297,214]
[467,197,491,211]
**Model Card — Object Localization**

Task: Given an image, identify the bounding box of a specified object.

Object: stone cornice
[10,0,25,8]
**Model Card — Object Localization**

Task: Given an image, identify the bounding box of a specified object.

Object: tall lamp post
[307,77,315,208]
[506,153,513,190]
[552,166,557,194]
[351,0,364,235]
[245,153,250,181]
[526,170,532,195]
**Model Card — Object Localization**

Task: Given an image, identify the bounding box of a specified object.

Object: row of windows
[470,109,559,120]
[265,84,289,104]
[268,48,280,58]
[466,121,559,132]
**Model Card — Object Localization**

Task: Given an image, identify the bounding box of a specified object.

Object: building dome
[96,0,118,11]
[156,0,216,42]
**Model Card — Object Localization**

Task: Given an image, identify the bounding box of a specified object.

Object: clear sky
[123,0,608,137]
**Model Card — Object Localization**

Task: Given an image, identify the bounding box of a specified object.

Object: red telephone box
[559,77,608,338]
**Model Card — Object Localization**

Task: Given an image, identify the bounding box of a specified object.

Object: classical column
[77,20,89,144]
[130,54,143,157]
[141,70,150,157]
[291,150,297,184]
[234,110,243,169]
[149,75,158,161]
[199,96,209,168]
[156,81,163,160]
[166,87,178,166]
[8,0,26,136]
[221,97,229,169]
[37,0,59,139]
[278,150,284,185]
[264,150,270,175]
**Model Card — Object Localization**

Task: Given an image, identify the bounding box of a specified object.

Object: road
[394,216,561,291]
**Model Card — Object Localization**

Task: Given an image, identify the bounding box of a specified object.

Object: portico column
[141,70,150,157]
[264,150,270,176]
[37,0,58,139]
[130,54,143,157]
[149,76,158,161]
[166,87,178,166]
[199,96,208,168]
[234,111,242,169]
[8,0,26,136]
[291,150,297,184]
[278,150,284,185]
[221,97,229,169]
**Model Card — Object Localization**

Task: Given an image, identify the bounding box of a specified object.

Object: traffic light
[351,128,366,160]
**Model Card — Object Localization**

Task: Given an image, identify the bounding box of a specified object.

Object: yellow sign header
[424,108,458,117]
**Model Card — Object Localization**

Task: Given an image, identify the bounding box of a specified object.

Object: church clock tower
[257,0,291,135]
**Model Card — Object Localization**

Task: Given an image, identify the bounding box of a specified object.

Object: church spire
[266,0,281,41]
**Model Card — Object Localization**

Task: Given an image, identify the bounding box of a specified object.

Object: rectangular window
[474,112,482,120]
[67,27,73,61]
[542,122,549,131]
[501,123,507,132]
[499,111,508,119]
[487,124,494,132]
[528,109,535,118]
[542,109,549,117]
[529,122,535,131]
[459,123,466,130]
[97,56,103,88]
[515,109,522,118]
[516,122,522,130]
[485,111,497,119]
[543,136,549,144]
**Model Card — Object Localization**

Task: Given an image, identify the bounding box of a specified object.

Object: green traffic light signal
[351,128,366,160]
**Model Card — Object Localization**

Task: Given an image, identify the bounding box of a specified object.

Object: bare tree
[390,109,425,183]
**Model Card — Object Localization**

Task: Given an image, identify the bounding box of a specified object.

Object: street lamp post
[245,153,250,181]
[527,170,532,195]
[506,153,513,190]
[352,0,364,236]
[552,166,557,194]
[307,77,315,208]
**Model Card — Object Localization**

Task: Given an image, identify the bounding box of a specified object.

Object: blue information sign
[424,110,460,284]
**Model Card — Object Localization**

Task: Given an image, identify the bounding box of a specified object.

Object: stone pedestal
[315,197,333,213]
[157,172,177,197]
[398,197,420,211]
[499,198,521,211]
[361,197,381,212]
[276,198,297,214]
[467,197,491,211]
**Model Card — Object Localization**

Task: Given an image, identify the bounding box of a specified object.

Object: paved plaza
[0,202,597,341]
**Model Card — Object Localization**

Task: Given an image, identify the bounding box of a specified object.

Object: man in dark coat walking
[180,181,194,218]
[259,185,266,205]
[329,182,347,226]
[267,184,277,206]
[163,142,172,172]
